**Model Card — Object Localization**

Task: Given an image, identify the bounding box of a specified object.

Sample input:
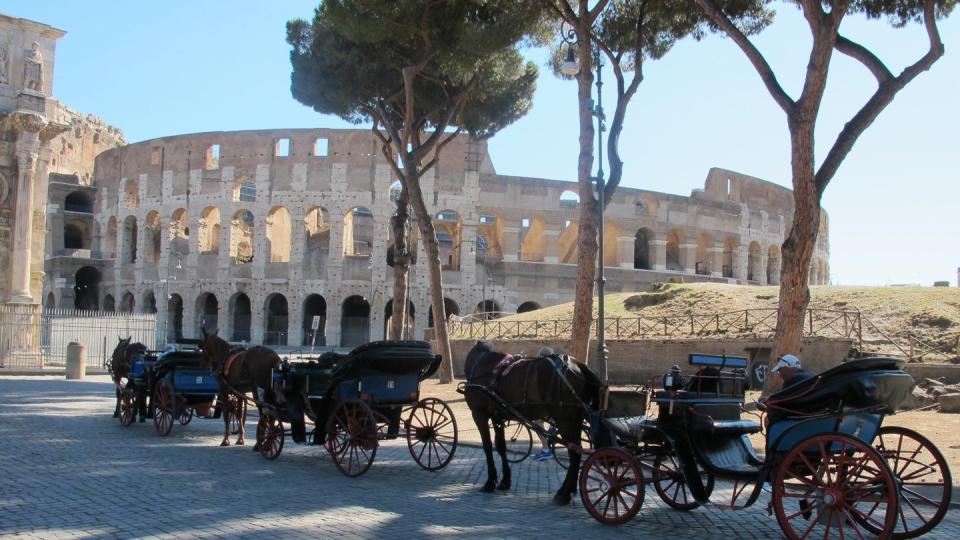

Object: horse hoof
[552,493,571,506]
[480,483,496,493]
[220,441,231,447]
[236,440,245,446]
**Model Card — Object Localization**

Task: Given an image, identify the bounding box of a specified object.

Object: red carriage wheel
[773,433,898,540]
[177,407,193,426]
[118,389,136,427]
[405,397,458,471]
[152,379,174,436]
[867,426,952,539]
[326,400,378,477]
[226,394,244,434]
[579,447,645,525]
[652,452,714,510]
[256,409,285,461]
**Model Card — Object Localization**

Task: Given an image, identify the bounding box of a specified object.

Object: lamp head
[561,47,579,76]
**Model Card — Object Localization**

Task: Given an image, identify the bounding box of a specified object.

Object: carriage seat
[601,416,648,439]
[693,418,761,436]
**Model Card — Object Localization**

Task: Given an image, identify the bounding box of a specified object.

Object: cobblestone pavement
[1,376,957,539]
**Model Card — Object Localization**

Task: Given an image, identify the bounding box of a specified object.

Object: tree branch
[420,127,464,176]
[835,35,894,84]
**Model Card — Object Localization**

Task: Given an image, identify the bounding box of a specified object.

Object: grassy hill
[484,283,960,360]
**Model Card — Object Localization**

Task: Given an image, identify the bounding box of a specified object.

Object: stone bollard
[66,342,86,380]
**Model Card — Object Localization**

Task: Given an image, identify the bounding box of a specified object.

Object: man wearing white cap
[770,353,815,389]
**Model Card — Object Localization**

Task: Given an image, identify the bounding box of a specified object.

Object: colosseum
[43,128,830,350]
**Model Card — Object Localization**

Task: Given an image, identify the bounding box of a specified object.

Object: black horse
[108,336,148,422]
[200,329,280,447]
[463,341,601,505]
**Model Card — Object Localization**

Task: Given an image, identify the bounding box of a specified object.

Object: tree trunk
[569,14,599,366]
[389,189,411,340]
[407,174,454,383]
[766,119,820,392]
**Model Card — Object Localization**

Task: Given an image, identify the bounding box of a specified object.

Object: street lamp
[561,23,608,380]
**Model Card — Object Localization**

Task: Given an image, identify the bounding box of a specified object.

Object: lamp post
[561,24,608,380]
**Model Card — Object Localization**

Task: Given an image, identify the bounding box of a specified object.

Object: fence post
[808,310,814,335]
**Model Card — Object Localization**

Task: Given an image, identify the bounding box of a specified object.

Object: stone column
[326,299,342,348]
[618,235,635,269]
[252,216,267,280]
[709,247,724,278]
[218,215,232,279]
[650,239,667,271]
[289,212,306,282]
[287,294,303,347]
[680,243,697,275]
[250,293,265,344]
[7,139,40,304]
[758,254,769,285]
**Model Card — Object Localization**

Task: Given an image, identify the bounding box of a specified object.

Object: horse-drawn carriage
[254,340,459,477]
[579,354,952,539]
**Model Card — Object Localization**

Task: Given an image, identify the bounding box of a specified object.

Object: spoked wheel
[152,379,174,436]
[653,452,715,510]
[870,426,952,539]
[552,421,593,470]
[579,447,645,525]
[118,388,136,427]
[406,397,458,471]
[326,400,379,477]
[773,433,898,540]
[256,408,285,461]
[500,420,533,463]
[226,394,244,434]
[177,406,193,426]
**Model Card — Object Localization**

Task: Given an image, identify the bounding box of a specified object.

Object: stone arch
[383,299,415,339]
[232,175,256,203]
[341,295,371,347]
[103,294,115,312]
[747,241,762,282]
[695,232,713,275]
[519,215,546,262]
[230,209,254,264]
[142,290,157,314]
[517,301,541,314]
[64,191,93,213]
[264,293,289,346]
[434,210,462,270]
[106,217,118,258]
[343,207,374,256]
[476,214,503,259]
[722,236,738,278]
[74,266,101,311]
[145,211,161,262]
[474,300,502,320]
[167,294,184,341]
[767,244,781,285]
[666,229,683,271]
[266,206,291,262]
[428,298,461,328]
[634,228,654,270]
[559,190,580,210]
[198,207,221,254]
[304,207,330,276]
[45,292,56,311]
[169,208,190,257]
[229,293,252,342]
[558,219,579,264]
[120,291,135,313]
[122,215,138,264]
[196,292,219,335]
[302,294,327,346]
[123,180,139,209]
[64,220,90,250]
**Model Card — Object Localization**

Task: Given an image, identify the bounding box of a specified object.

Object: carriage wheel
[326,400,378,477]
[865,426,952,539]
[118,389,136,427]
[256,409,285,461]
[406,397,458,471]
[226,394,243,434]
[552,421,593,470]
[579,447,645,525]
[177,407,194,426]
[653,452,715,510]
[152,379,174,437]
[500,420,533,463]
[773,433,898,540]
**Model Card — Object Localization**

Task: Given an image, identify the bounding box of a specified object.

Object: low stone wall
[448,337,854,385]
[903,363,960,384]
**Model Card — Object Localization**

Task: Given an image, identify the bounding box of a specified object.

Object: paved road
[1,376,957,539]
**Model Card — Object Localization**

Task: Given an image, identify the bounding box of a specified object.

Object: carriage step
[694,419,762,436]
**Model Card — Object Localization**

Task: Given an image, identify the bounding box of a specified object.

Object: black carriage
[579,355,952,539]
[255,340,459,477]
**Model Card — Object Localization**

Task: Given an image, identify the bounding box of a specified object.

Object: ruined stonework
[86,128,830,349]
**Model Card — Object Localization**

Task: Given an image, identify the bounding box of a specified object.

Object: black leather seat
[602,416,648,439]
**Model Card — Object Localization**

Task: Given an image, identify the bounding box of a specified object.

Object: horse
[108,336,148,421]
[199,329,280,447]
[463,340,601,505]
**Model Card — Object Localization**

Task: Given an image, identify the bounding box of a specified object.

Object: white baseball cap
[771,354,801,373]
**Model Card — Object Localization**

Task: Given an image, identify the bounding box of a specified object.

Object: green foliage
[849,1,957,27]
[287,0,543,139]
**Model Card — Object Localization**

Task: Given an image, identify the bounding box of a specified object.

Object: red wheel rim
[326,401,377,477]
[872,426,952,539]
[773,433,898,540]
[119,390,135,427]
[653,453,713,510]
[579,447,644,525]
[152,380,173,436]
[406,398,458,471]
[256,411,284,460]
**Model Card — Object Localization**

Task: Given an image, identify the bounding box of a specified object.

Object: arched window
[122,216,138,264]
[634,228,653,270]
[266,206,291,262]
[383,299,415,339]
[145,211,161,262]
[343,207,374,256]
[198,207,221,254]
[196,293,219,335]
[74,266,101,311]
[341,296,370,347]
[695,233,713,275]
[428,298,461,328]
[434,210,461,270]
[169,209,190,257]
[517,301,541,314]
[264,294,289,346]
[64,191,93,213]
[666,230,682,271]
[231,210,254,264]
[230,293,252,342]
[302,295,327,346]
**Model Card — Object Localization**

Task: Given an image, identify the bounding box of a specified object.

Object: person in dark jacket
[771,354,815,389]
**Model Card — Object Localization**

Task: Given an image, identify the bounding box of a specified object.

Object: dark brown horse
[464,341,600,505]
[108,336,148,421]
[200,329,280,447]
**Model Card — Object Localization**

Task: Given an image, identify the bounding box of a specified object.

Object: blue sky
[7,1,958,286]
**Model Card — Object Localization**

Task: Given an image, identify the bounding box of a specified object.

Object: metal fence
[0,305,156,369]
